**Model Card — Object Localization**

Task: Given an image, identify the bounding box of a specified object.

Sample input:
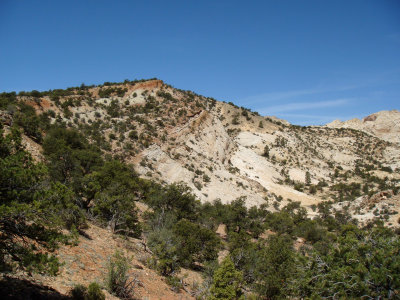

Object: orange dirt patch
[33,223,196,299]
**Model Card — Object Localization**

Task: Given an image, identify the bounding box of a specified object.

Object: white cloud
[258,98,350,114]
[240,72,400,107]
[241,83,366,106]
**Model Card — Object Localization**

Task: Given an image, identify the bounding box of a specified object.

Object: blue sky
[1,0,399,125]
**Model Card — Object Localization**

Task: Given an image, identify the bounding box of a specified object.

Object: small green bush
[166,276,183,292]
[105,250,134,299]
[70,284,87,300]
[86,282,105,300]
[262,145,270,158]
[70,282,105,300]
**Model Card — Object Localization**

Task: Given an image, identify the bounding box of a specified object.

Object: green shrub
[147,228,180,276]
[262,145,270,158]
[105,251,134,299]
[232,115,240,125]
[86,282,105,300]
[309,185,317,194]
[0,91,17,106]
[128,130,138,140]
[165,276,183,292]
[70,284,87,300]
[70,282,105,300]
[106,100,120,118]
[14,104,43,142]
[172,219,220,267]
[203,174,211,183]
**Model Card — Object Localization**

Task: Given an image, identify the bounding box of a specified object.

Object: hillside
[11,79,400,226]
[1,78,400,299]
[4,222,197,300]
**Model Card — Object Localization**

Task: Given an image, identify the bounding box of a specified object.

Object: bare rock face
[363,114,377,122]
[326,110,400,145]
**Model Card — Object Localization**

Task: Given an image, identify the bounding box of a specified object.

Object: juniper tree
[0,126,75,274]
[209,256,243,300]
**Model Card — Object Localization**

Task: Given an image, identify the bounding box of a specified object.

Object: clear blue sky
[1,0,399,125]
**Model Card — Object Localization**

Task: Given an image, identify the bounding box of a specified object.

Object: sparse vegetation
[1,79,399,299]
[105,250,135,299]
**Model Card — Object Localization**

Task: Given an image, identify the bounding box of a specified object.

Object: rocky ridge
[326,109,400,145]
[8,79,400,225]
